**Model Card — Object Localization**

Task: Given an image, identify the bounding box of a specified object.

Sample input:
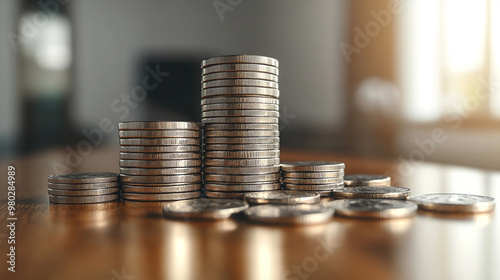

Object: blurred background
[0,0,499,170]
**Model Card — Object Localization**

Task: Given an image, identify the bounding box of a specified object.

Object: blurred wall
[71,0,349,147]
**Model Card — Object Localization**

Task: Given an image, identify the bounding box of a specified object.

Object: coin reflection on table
[49,202,120,227]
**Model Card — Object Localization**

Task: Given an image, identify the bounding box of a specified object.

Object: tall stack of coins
[281,162,345,197]
[119,121,202,201]
[201,55,281,199]
[47,172,120,204]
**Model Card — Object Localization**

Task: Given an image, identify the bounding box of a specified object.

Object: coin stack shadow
[201,55,281,199]
[47,173,120,204]
[119,121,203,201]
[281,162,346,197]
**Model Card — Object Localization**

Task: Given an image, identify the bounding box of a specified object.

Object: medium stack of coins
[281,162,345,197]
[47,172,120,204]
[119,121,203,201]
[201,55,281,199]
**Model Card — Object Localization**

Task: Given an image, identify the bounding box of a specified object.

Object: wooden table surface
[0,147,498,280]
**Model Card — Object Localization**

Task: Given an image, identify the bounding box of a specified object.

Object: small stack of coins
[119,121,203,201]
[47,172,120,204]
[281,162,345,197]
[343,174,391,187]
[201,55,281,199]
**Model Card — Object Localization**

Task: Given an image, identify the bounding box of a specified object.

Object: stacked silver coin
[281,161,346,197]
[47,172,120,204]
[201,55,281,199]
[119,121,203,201]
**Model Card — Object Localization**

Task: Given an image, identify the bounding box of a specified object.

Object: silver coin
[202,87,279,98]
[121,174,201,184]
[203,165,281,175]
[328,199,417,219]
[408,193,496,213]
[48,187,120,196]
[119,121,200,130]
[203,137,279,144]
[332,186,411,199]
[282,170,344,179]
[244,204,333,225]
[121,191,201,201]
[204,173,280,183]
[204,158,280,167]
[316,190,334,197]
[204,190,249,199]
[202,110,279,118]
[204,182,281,192]
[48,181,119,190]
[47,172,119,184]
[202,79,278,90]
[119,130,200,138]
[203,124,279,131]
[283,183,344,191]
[244,190,320,205]
[49,194,120,204]
[202,64,279,75]
[120,167,201,176]
[202,103,279,112]
[120,145,200,153]
[280,162,345,172]
[203,130,279,138]
[204,143,280,151]
[282,177,344,185]
[162,198,249,220]
[120,152,201,160]
[120,138,201,146]
[344,174,391,187]
[202,72,279,83]
[201,55,279,68]
[119,159,201,168]
[122,184,201,193]
[201,96,279,105]
[205,150,280,159]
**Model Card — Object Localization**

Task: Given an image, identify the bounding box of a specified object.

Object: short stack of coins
[281,162,346,197]
[47,172,120,204]
[201,55,281,199]
[119,121,203,201]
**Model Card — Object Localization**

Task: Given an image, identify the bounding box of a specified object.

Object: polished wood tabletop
[0,147,498,280]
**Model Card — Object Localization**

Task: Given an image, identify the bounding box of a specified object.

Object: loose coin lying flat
[203,123,279,131]
[121,191,201,201]
[328,199,417,219]
[201,96,279,105]
[49,194,120,204]
[204,130,279,138]
[48,181,119,190]
[201,87,279,99]
[119,152,201,160]
[204,158,280,167]
[201,55,279,68]
[48,187,120,196]
[204,143,280,151]
[204,182,281,192]
[202,72,278,83]
[202,103,279,112]
[47,172,119,184]
[204,173,280,183]
[162,198,249,220]
[408,193,495,213]
[202,79,278,89]
[120,138,201,146]
[332,186,411,199]
[119,159,201,168]
[120,167,201,176]
[282,171,344,179]
[118,130,200,138]
[205,150,280,159]
[344,174,391,187]
[244,190,320,205]
[203,136,279,144]
[281,162,345,172]
[244,204,333,225]
[283,183,344,191]
[120,174,201,184]
[120,145,200,153]
[119,121,200,130]
[282,177,344,185]
[122,184,201,193]
[203,165,281,175]
[202,64,279,75]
